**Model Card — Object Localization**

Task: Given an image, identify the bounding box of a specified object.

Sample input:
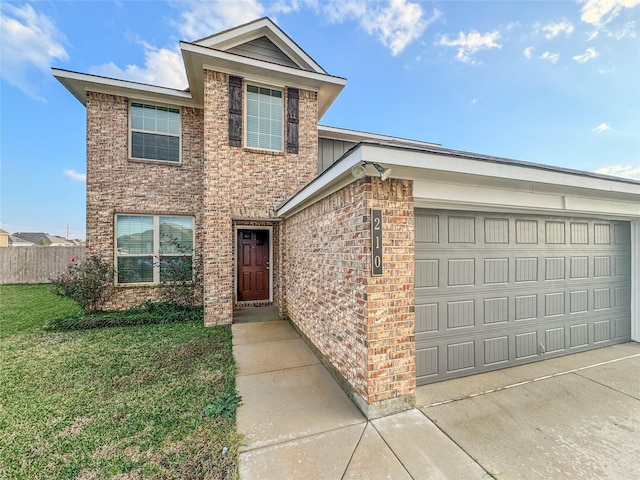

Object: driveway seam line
[340,421,369,480]
[414,408,494,478]
[369,419,416,479]
[573,370,640,402]
[421,353,640,408]
[235,361,323,378]
[240,421,368,454]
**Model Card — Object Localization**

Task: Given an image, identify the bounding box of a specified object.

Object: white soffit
[276,143,640,218]
[52,69,195,107]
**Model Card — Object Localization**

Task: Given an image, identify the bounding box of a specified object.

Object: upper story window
[246,85,283,151]
[130,102,181,162]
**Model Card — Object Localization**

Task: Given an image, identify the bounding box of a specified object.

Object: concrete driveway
[234,314,640,479]
[417,342,640,479]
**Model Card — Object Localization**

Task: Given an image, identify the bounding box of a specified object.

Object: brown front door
[237,229,270,301]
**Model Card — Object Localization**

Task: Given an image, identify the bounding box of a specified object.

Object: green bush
[157,235,203,309]
[50,252,115,314]
[45,301,203,331]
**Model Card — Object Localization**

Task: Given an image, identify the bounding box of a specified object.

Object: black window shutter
[286,87,299,154]
[228,76,243,147]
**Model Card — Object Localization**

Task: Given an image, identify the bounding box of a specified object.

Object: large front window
[246,85,283,151]
[116,214,194,284]
[130,103,181,162]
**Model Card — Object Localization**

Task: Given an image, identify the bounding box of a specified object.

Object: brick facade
[84,67,415,418]
[201,70,319,325]
[281,177,416,417]
[86,92,204,310]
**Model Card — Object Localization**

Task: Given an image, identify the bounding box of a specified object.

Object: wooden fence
[0,246,86,284]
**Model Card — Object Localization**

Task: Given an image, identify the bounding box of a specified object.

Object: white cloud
[573,47,598,62]
[323,0,440,56]
[175,0,265,40]
[364,0,439,56]
[174,0,436,56]
[594,165,640,179]
[581,0,640,28]
[90,42,187,90]
[542,20,575,38]
[0,3,68,100]
[437,30,502,63]
[524,46,534,59]
[614,20,637,38]
[592,122,612,133]
[64,169,86,182]
[539,51,560,64]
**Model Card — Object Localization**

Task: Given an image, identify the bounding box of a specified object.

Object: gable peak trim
[192,17,326,74]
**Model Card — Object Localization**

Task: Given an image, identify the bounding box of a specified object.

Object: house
[0,229,8,247]
[7,234,35,247]
[12,232,73,247]
[53,18,640,419]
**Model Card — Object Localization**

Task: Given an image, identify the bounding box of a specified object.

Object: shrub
[44,301,204,330]
[158,236,203,309]
[50,252,114,314]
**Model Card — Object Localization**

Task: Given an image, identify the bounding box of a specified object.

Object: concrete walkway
[233,311,640,479]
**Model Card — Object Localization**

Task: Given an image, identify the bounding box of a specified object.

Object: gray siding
[318,138,356,172]
[415,210,632,384]
[228,36,300,69]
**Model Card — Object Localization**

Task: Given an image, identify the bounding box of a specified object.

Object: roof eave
[276,142,640,218]
[180,42,346,119]
[52,68,195,107]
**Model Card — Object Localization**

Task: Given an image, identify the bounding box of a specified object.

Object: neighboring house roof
[8,235,35,246]
[0,228,9,235]
[53,17,346,119]
[13,232,73,246]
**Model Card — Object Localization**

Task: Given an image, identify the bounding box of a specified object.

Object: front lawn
[0,284,241,479]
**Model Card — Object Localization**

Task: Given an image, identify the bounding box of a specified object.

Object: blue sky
[1,0,639,240]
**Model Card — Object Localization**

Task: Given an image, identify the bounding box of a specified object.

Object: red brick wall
[202,70,318,325]
[85,92,204,310]
[281,177,416,409]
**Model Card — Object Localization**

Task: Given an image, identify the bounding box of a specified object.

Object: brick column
[363,178,416,417]
[203,70,234,325]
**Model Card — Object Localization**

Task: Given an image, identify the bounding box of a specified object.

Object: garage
[415,209,632,385]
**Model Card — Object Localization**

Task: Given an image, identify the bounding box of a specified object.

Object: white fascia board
[180,42,345,118]
[276,148,364,218]
[195,18,326,74]
[277,142,640,219]
[318,125,441,148]
[414,182,640,218]
[358,144,640,197]
[52,69,195,107]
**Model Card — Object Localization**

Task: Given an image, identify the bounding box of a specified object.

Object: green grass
[0,284,242,479]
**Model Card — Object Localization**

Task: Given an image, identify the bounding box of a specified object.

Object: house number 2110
[371,209,383,276]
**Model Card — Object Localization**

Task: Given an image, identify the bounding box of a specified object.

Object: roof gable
[226,36,300,69]
[193,17,325,74]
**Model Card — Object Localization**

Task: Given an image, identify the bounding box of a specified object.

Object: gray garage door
[415,209,632,385]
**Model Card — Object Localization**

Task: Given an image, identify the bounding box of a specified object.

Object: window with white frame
[116,214,194,284]
[130,102,181,162]
[246,85,283,151]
